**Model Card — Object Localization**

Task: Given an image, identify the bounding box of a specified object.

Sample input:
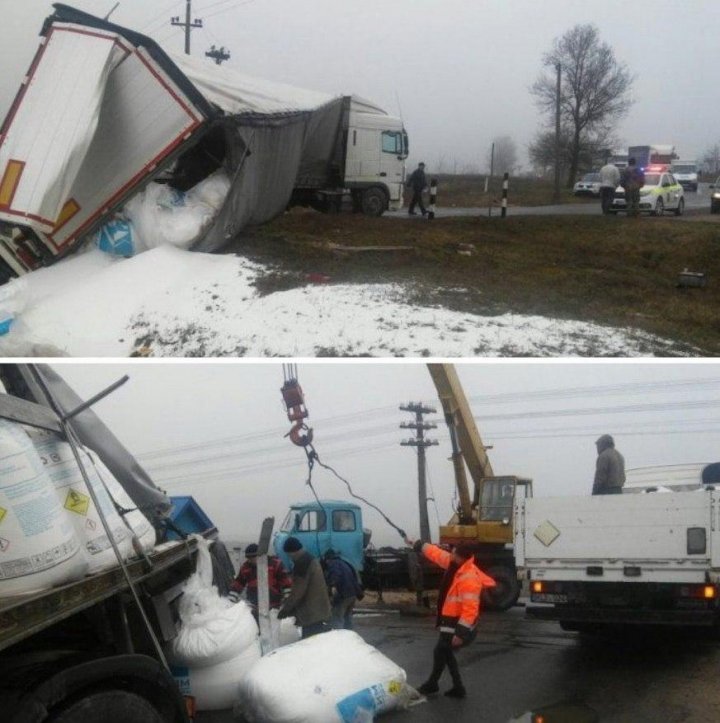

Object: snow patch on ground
[0,245,695,357]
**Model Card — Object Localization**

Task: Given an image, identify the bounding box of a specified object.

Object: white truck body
[670,160,699,191]
[516,477,720,628]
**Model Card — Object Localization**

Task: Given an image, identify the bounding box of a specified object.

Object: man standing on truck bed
[277,537,331,638]
[405,537,496,699]
[592,434,626,495]
[407,162,428,216]
[228,543,292,620]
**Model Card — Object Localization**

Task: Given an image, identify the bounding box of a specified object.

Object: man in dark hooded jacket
[407,162,427,216]
[323,550,363,630]
[592,434,625,495]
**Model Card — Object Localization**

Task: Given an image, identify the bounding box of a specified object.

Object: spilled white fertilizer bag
[237,630,413,722]
[169,537,261,710]
[0,420,88,596]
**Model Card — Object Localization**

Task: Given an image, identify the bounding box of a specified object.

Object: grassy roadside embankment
[236,210,720,356]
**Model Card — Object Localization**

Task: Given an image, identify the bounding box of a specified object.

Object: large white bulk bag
[86,450,156,554]
[0,420,88,596]
[169,536,262,710]
[28,429,134,574]
[238,630,412,723]
[171,642,261,711]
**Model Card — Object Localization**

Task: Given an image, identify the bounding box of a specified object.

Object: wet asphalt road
[386,183,714,220]
[199,601,720,723]
[364,605,720,723]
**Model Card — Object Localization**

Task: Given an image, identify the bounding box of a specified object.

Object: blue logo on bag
[95,218,135,256]
[336,684,387,722]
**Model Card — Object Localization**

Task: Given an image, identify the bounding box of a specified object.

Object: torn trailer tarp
[0,4,393,276]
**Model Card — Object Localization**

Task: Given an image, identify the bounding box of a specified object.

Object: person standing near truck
[621,158,645,217]
[407,162,428,216]
[405,537,496,699]
[592,434,626,495]
[227,543,292,620]
[323,549,364,630]
[277,537,332,638]
[599,161,620,215]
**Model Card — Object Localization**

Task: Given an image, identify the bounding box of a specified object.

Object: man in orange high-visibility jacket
[406,538,496,699]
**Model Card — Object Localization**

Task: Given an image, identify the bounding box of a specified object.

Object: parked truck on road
[517,462,720,633]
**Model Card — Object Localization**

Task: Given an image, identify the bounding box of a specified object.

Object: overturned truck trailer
[0,4,407,280]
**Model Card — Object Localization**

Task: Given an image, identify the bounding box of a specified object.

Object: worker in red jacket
[405,537,496,699]
[228,544,292,620]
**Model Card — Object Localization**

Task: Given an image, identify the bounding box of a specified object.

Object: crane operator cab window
[295,509,327,532]
[480,480,515,522]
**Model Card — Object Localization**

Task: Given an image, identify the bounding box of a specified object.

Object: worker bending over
[277,537,331,638]
[227,543,292,620]
[406,537,495,699]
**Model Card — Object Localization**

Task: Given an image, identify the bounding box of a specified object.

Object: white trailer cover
[0,10,213,263]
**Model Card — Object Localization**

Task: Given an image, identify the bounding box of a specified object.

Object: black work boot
[444,685,467,698]
[417,681,440,695]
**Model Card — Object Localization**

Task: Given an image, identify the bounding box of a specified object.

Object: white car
[611,170,685,215]
[573,172,601,197]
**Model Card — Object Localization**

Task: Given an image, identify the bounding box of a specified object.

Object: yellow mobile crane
[428,363,533,610]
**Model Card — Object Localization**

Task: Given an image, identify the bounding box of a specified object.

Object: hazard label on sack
[86,518,97,531]
[0,507,6,525]
[64,489,90,516]
[0,537,9,553]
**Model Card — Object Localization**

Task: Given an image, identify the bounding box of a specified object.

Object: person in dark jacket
[407,162,427,216]
[323,550,363,630]
[228,544,292,619]
[277,537,331,638]
[620,158,645,217]
[592,434,626,495]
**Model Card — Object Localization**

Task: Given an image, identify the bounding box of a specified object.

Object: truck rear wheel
[361,188,387,217]
[49,690,165,723]
[481,565,521,611]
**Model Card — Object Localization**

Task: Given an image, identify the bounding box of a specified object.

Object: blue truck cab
[273,500,369,572]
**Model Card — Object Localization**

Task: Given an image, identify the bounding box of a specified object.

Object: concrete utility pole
[400,403,438,543]
[171,0,203,55]
[554,62,562,202]
[205,45,231,65]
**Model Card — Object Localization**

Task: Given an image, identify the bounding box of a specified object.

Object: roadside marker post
[501,172,509,218]
[256,516,276,654]
[428,179,437,220]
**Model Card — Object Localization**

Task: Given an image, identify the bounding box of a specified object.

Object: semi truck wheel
[49,690,165,723]
[481,565,521,611]
[361,188,387,216]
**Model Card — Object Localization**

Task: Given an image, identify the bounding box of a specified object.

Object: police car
[573,172,602,197]
[710,177,720,214]
[611,166,685,216]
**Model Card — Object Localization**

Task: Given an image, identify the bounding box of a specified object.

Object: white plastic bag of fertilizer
[171,642,261,711]
[238,630,412,722]
[85,450,156,554]
[269,607,301,648]
[0,420,88,596]
[28,430,134,574]
[169,536,262,710]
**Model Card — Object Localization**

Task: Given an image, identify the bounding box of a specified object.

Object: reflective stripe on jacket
[421,543,496,638]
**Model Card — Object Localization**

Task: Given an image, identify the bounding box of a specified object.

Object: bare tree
[702,143,720,176]
[531,24,633,187]
[529,127,616,181]
[486,135,518,176]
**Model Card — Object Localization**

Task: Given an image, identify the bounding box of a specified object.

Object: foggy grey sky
[53,362,720,546]
[2,0,718,171]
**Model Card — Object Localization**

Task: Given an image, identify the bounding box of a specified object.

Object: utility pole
[553,61,562,202]
[205,45,231,65]
[171,0,203,55]
[400,403,438,543]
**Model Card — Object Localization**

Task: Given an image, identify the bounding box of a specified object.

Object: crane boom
[427,364,495,523]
